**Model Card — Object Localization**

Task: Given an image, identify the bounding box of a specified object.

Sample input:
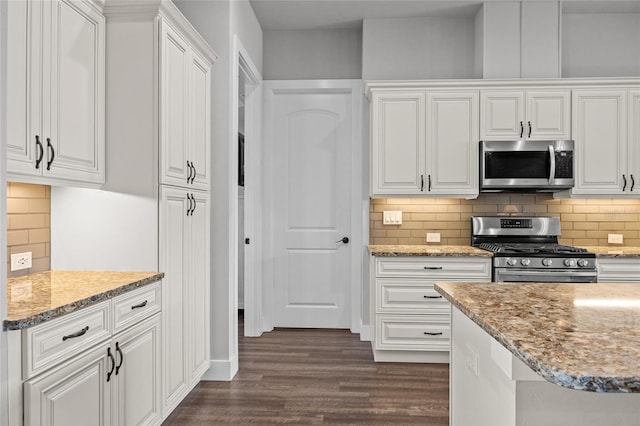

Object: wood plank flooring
[163,320,449,425]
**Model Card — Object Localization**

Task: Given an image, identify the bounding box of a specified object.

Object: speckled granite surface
[435,282,640,393]
[5,271,164,330]
[580,246,640,258]
[369,244,492,257]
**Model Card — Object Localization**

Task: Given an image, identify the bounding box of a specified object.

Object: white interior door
[272,87,353,328]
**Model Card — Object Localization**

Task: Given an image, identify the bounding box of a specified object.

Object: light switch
[382,210,402,225]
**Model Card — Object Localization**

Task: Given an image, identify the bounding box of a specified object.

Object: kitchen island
[435,282,640,426]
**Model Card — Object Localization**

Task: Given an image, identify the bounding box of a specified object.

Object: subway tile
[547,205,574,213]
[561,213,587,222]
[29,228,50,244]
[7,230,29,246]
[8,214,47,230]
[472,204,498,212]
[7,198,30,214]
[29,198,50,213]
[385,229,413,238]
[398,222,424,230]
[572,239,600,246]
[8,182,47,198]
[30,257,50,273]
[573,222,598,230]
[9,243,47,258]
[522,204,548,213]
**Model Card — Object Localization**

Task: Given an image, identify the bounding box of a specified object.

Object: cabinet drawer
[597,259,640,283]
[376,278,449,314]
[112,282,161,334]
[376,257,491,279]
[375,315,451,352]
[24,301,111,379]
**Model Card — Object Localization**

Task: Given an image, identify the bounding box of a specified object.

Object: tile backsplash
[7,182,51,278]
[370,194,640,247]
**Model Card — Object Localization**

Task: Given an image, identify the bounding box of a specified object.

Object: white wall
[174,0,263,381]
[263,29,362,79]
[0,0,9,422]
[562,13,640,77]
[362,16,476,80]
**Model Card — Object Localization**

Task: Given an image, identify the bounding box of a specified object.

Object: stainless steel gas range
[471,216,597,283]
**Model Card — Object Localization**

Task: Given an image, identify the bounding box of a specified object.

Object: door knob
[336,237,349,244]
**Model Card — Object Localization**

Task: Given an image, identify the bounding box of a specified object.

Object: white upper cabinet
[480,90,571,141]
[426,91,479,196]
[370,89,479,197]
[571,89,629,195]
[160,20,211,191]
[630,91,640,195]
[371,91,426,195]
[7,0,105,186]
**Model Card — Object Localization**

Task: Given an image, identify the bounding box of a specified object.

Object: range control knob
[521,258,531,266]
[577,259,590,267]
[542,258,553,267]
[564,258,577,267]
[506,258,518,266]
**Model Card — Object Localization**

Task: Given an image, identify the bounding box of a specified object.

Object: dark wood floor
[163,315,449,425]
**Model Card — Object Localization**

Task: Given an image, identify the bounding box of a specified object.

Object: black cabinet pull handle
[191,194,197,215]
[131,300,148,310]
[35,135,44,169]
[186,193,192,216]
[186,161,192,183]
[190,161,196,184]
[423,295,443,299]
[107,347,115,382]
[519,121,524,138]
[115,342,124,376]
[46,138,55,170]
[528,121,532,138]
[423,266,443,270]
[631,174,635,191]
[420,174,424,192]
[428,174,432,192]
[62,326,89,341]
[622,174,627,191]
[423,332,443,336]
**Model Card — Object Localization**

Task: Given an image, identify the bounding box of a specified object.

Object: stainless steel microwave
[479,140,575,192]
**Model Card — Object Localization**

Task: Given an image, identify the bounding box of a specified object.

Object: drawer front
[376,278,449,314]
[112,281,161,334]
[375,315,451,352]
[24,301,111,379]
[376,257,491,279]
[597,259,640,283]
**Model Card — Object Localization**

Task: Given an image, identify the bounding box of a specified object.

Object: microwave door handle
[548,144,556,184]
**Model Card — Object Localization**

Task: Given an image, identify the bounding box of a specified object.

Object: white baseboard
[200,356,239,381]
[359,323,371,342]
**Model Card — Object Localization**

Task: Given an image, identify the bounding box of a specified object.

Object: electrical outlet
[608,234,623,244]
[426,232,441,243]
[11,252,32,271]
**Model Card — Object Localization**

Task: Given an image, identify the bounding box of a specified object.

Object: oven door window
[494,268,597,283]
[485,151,550,179]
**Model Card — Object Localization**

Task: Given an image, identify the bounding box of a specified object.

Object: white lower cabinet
[371,256,491,363]
[597,258,640,283]
[22,283,162,426]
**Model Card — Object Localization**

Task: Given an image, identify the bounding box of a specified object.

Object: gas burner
[479,243,589,255]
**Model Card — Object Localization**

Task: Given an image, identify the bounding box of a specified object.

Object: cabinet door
[371,91,426,195]
[113,314,162,426]
[24,345,111,426]
[187,191,211,383]
[480,91,525,140]
[526,90,571,140]
[572,90,627,195]
[6,0,41,176]
[426,91,479,196]
[630,91,640,195]
[189,51,212,190]
[159,188,189,413]
[160,21,191,187]
[45,0,105,183]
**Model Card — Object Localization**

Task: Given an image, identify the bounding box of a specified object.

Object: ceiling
[249,0,640,31]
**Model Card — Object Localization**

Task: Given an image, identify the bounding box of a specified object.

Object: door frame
[231,36,263,338]
[261,80,363,334]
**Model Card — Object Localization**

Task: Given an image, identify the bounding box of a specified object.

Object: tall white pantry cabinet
[104,0,216,420]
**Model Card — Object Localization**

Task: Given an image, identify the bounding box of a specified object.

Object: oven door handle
[548,144,556,185]
[495,269,597,283]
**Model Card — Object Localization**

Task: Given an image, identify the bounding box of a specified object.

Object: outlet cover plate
[426,232,441,243]
[608,234,623,244]
[11,252,32,271]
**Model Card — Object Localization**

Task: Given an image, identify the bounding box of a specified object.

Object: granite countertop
[435,281,640,393]
[369,244,492,257]
[580,246,640,258]
[5,270,164,330]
